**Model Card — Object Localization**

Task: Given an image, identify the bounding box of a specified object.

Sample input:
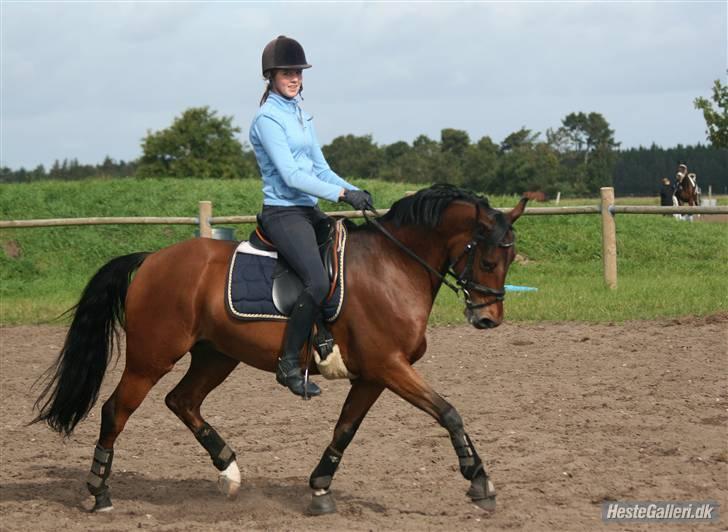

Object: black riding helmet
[261,36,312,77]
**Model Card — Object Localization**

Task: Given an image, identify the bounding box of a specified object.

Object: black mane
[378,184,492,229]
[363,184,513,246]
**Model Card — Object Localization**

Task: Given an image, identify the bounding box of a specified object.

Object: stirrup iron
[303,368,310,401]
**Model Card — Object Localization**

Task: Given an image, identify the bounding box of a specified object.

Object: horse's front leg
[379,359,496,511]
[307,379,384,515]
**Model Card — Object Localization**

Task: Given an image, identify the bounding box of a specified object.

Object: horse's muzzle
[473,317,499,329]
[466,309,501,329]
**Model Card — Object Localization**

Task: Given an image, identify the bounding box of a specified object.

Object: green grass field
[1,178,726,325]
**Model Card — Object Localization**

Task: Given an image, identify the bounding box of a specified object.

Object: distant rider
[659,177,674,207]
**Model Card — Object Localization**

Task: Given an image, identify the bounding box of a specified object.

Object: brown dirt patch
[697,214,728,223]
[1,318,726,531]
[2,239,22,258]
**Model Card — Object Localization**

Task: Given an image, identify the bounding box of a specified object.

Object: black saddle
[249,215,338,316]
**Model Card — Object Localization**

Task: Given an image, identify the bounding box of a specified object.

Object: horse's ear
[507,197,528,224]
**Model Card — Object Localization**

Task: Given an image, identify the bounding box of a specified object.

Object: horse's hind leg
[378,359,496,512]
[89,363,173,511]
[164,341,241,498]
[307,379,384,515]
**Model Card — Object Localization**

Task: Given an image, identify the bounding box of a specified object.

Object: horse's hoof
[91,491,113,512]
[471,495,496,512]
[218,476,241,499]
[307,489,337,515]
[467,473,496,512]
[217,461,241,499]
[466,473,495,499]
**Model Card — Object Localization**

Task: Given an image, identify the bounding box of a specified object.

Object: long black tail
[32,252,150,436]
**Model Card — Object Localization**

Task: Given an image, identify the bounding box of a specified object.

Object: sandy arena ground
[1,316,726,531]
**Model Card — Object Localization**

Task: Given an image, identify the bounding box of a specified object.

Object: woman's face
[272,69,303,99]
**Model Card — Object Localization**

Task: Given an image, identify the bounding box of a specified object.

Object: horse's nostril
[476,318,498,329]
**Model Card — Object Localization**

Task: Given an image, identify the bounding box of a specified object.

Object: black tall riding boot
[276,292,321,397]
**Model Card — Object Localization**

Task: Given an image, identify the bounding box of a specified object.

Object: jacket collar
[267,91,300,111]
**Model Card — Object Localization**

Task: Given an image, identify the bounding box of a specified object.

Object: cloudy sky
[1,1,726,169]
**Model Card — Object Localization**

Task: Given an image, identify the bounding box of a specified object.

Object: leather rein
[362,204,514,310]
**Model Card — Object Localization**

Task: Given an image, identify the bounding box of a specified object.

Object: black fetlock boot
[277,292,321,398]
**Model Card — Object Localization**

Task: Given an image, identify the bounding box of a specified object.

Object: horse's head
[445,197,527,329]
[376,185,528,329]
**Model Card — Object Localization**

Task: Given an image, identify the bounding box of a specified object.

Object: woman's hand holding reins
[340,189,373,211]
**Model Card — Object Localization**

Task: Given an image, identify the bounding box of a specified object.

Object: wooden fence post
[198,201,212,238]
[600,187,617,289]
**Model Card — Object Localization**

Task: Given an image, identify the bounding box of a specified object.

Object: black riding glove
[341,189,373,211]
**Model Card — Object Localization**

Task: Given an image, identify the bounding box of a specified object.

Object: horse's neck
[679,175,696,191]
[346,227,447,330]
[385,224,450,272]
[350,224,450,291]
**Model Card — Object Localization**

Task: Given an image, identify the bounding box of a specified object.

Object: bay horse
[33,184,527,515]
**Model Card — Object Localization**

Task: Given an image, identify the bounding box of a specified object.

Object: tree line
[1,156,138,183]
[3,76,727,196]
[4,133,725,197]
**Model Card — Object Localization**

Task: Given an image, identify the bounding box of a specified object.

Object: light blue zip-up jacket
[249,92,358,207]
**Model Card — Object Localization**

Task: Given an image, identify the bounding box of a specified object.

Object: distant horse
[675,172,700,207]
[523,191,546,202]
[33,185,527,515]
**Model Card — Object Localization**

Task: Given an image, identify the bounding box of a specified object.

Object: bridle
[363,203,514,310]
[447,219,514,310]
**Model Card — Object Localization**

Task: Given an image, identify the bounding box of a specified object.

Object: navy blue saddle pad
[225,223,347,322]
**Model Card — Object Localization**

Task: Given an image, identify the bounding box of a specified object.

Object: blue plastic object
[504,284,538,292]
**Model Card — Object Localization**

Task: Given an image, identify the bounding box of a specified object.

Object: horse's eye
[480,260,496,272]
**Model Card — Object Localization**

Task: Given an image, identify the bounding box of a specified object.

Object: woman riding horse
[251,35,372,397]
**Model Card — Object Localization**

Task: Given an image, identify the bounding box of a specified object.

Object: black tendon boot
[277,292,321,397]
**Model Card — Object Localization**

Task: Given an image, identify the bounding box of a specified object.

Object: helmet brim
[266,63,312,72]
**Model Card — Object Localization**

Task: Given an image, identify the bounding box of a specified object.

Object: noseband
[363,205,514,310]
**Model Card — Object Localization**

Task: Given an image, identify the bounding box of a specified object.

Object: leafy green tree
[548,112,619,192]
[499,128,540,153]
[496,141,562,196]
[379,141,412,181]
[462,136,499,192]
[398,135,445,184]
[1,166,15,183]
[137,106,253,178]
[496,128,538,193]
[412,134,439,156]
[322,134,383,179]
[48,159,64,180]
[493,128,565,195]
[393,137,436,183]
[441,128,470,157]
[554,112,618,162]
[380,134,457,184]
[32,164,46,181]
[694,73,728,148]
[99,156,116,176]
[384,141,411,163]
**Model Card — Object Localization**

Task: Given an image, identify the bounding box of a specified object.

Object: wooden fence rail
[2,187,725,289]
[0,217,198,228]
